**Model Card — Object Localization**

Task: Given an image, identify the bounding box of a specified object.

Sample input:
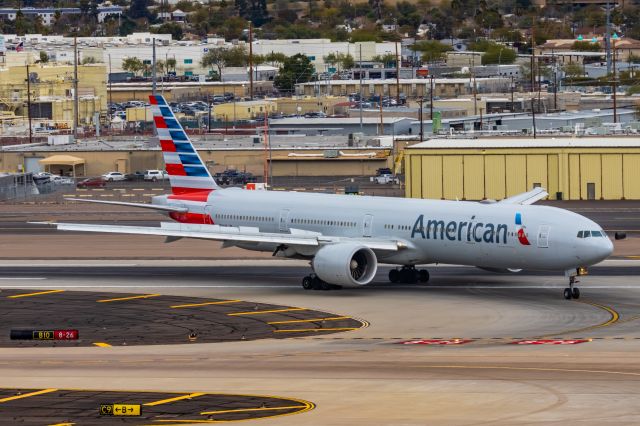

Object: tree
[371,53,397,68]
[563,62,584,84]
[236,0,270,26]
[122,57,144,76]
[481,46,516,65]
[324,52,355,71]
[412,40,452,63]
[153,23,184,40]
[573,40,601,52]
[81,56,97,64]
[38,51,49,64]
[264,52,287,66]
[274,53,315,93]
[166,57,177,73]
[127,0,154,20]
[201,46,248,79]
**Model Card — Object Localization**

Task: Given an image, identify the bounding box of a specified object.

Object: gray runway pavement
[0,261,639,425]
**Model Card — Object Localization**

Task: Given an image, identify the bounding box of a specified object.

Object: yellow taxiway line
[144,393,206,406]
[7,290,64,299]
[0,388,58,403]
[170,300,241,309]
[273,327,359,333]
[200,405,309,415]
[97,294,161,303]
[268,316,351,325]
[228,308,306,316]
[92,342,111,348]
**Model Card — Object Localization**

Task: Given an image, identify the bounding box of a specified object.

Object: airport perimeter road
[0,261,639,425]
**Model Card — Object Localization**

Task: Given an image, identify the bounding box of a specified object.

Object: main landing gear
[563,276,581,300]
[301,274,342,291]
[388,266,430,284]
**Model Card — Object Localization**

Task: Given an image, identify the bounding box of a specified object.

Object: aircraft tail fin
[149,94,219,196]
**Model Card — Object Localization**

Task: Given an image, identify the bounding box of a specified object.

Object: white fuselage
[158,188,613,271]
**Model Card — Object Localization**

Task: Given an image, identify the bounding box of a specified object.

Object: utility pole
[152,38,157,95]
[207,94,212,132]
[359,44,363,130]
[26,63,32,144]
[613,37,617,123]
[73,35,79,138]
[429,74,434,120]
[378,94,384,135]
[248,22,254,101]
[605,0,612,75]
[553,52,558,112]
[395,42,400,105]
[531,27,537,139]
[418,97,424,142]
[510,75,515,113]
[108,54,113,111]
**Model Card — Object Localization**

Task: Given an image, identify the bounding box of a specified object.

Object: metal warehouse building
[404,137,640,201]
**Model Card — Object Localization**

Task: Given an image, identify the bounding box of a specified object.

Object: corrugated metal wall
[405,149,640,200]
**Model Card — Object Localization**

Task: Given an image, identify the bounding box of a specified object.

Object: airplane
[43,95,614,300]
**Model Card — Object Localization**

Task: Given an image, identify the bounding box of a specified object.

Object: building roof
[408,137,640,149]
[270,117,411,125]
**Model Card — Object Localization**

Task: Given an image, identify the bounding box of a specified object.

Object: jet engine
[312,244,378,287]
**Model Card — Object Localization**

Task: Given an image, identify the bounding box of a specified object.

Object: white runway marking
[0,277,47,280]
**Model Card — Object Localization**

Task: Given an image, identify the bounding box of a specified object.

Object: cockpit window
[577,231,584,238]
[578,230,604,238]
[591,230,603,237]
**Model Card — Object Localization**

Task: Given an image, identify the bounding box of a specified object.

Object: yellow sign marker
[97,294,160,303]
[93,342,111,348]
[170,300,241,309]
[7,290,64,299]
[228,308,306,316]
[48,423,75,426]
[99,403,141,416]
[144,392,205,406]
[0,388,58,403]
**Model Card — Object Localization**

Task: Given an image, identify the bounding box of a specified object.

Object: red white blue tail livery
[150,94,219,195]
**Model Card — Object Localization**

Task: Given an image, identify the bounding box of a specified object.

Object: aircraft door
[537,225,550,248]
[278,209,290,232]
[363,214,373,237]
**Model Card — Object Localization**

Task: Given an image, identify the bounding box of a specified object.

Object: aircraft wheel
[401,268,417,284]
[389,269,400,283]
[572,287,580,299]
[418,269,430,283]
[320,280,331,291]
[563,288,572,300]
[302,276,313,290]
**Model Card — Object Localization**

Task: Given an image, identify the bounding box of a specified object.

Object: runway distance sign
[10,329,79,340]
[511,339,590,345]
[99,404,141,416]
[398,339,473,345]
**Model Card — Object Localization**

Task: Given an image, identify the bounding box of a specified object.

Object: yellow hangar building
[404,137,640,201]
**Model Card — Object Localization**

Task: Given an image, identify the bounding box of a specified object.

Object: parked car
[32,172,56,183]
[144,170,168,181]
[77,177,106,188]
[125,171,145,181]
[50,176,75,185]
[214,170,256,185]
[101,171,126,182]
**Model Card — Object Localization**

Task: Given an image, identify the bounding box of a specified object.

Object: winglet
[499,187,548,205]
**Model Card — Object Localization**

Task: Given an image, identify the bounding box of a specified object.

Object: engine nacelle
[312,244,378,287]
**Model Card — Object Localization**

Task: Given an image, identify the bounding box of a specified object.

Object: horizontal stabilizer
[65,198,188,213]
[499,187,548,205]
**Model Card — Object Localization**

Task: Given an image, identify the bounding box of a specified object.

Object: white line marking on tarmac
[0,277,47,280]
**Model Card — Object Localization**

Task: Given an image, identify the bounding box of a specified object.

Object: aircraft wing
[499,187,548,205]
[33,221,402,251]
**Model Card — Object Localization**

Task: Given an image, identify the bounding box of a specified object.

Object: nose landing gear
[389,266,430,284]
[563,276,580,300]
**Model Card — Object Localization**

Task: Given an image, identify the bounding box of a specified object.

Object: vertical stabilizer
[149,95,219,195]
